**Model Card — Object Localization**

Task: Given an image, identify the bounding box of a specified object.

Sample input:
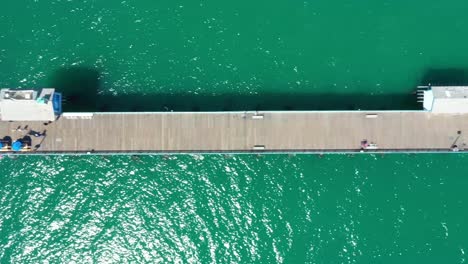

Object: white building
[422,86,468,113]
[0,88,62,121]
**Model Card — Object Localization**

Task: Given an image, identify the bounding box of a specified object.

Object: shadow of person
[21,136,32,146]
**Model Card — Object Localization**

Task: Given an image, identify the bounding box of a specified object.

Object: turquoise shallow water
[0,154,467,263]
[2,0,468,263]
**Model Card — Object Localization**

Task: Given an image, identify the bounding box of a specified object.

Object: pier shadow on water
[93,93,420,112]
[421,68,468,86]
[49,67,100,112]
[49,67,468,112]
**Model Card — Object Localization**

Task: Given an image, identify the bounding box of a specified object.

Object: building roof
[431,86,468,99]
[423,86,468,113]
[0,88,58,121]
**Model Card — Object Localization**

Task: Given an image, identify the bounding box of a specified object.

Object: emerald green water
[1,1,468,263]
[1,155,467,263]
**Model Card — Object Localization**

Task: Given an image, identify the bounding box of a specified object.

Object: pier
[1,87,468,154]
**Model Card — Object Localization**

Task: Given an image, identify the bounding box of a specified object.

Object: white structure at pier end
[422,86,468,113]
[0,88,62,121]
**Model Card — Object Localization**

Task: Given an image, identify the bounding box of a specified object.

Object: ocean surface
[1,0,468,263]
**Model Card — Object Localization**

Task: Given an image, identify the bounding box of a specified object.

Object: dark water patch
[48,67,101,112]
[95,92,420,112]
[421,68,468,86]
[48,67,468,112]
[48,67,421,112]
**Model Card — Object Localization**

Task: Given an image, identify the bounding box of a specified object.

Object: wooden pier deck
[0,111,467,154]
